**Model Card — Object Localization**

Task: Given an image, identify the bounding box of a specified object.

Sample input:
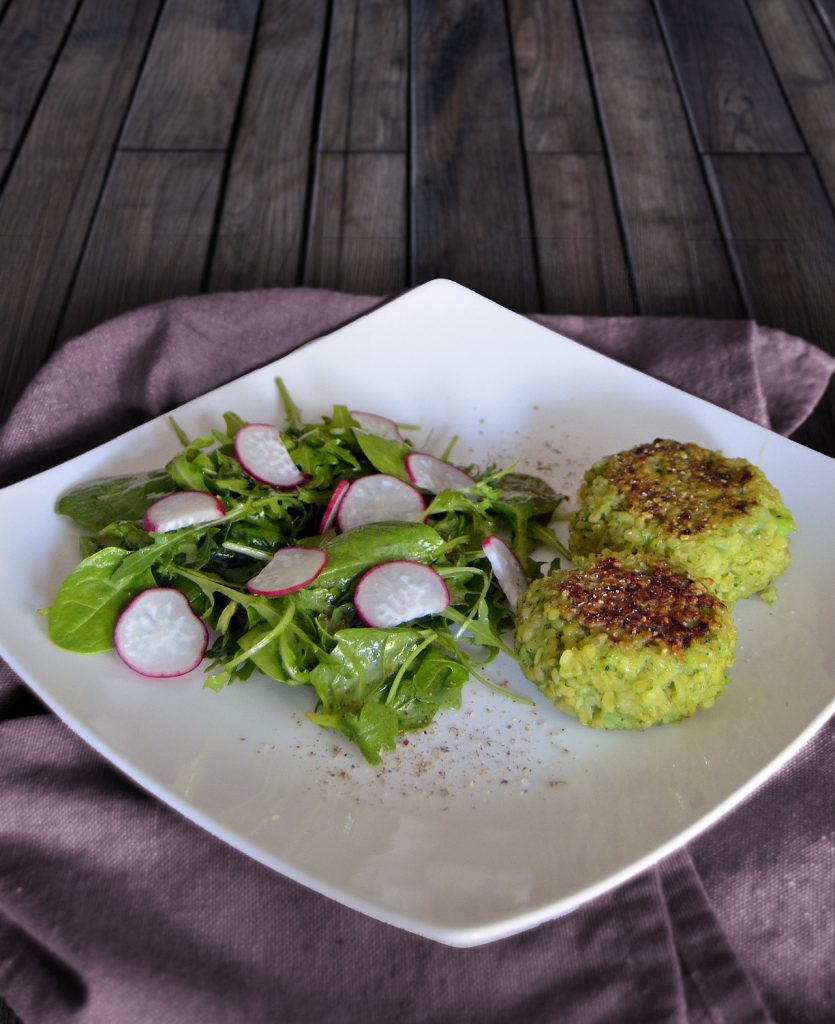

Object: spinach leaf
[309,627,425,712]
[491,472,567,567]
[304,521,446,597]
[48,547,156,653]
[390,648,468,730]
[342,704,400,764]
[308,628,432,762]
[307,629,468,762]
[55,470,173,529]
[353,431,412,480]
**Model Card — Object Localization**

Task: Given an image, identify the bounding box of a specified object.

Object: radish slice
[354,560,449,628]
[350,410,403,441]
[114,588,208,678]
[143,491,226,533]
[405,452,475,493]
[234,423,308,489]
[245,547,328,596]
[318,479,350,534]
[336,474,426,532]
[482,535,529,611]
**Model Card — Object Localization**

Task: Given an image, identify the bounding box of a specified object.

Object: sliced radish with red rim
[318,479,350,534]
[336,474,425,532]
[350,410,403,441]
[234,423,309,489]
[354,560,449,628]
[482,535,529,611]
[405,452,475,493]
[245,547,328,596]
[114,588,208,678]
[143,490,226,533]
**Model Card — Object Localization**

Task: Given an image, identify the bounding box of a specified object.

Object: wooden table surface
[1,0,834,457]
[1,1,834,1020]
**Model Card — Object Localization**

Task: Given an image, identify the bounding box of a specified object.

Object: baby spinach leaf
[48,547,156,653]
[55,470,173,529]
[390,649,468,731]
[353,431,412,480]
[306,521,446,597]
[491,472,565,568]
[309,627,426,712]
[343,704,400,764]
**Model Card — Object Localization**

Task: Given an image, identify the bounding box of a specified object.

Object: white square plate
[1,280,833,947]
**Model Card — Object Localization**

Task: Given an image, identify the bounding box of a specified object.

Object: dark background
[2,1,835,1021]
[1,0,834,454]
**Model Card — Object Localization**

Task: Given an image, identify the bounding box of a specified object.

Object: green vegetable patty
[569,439,795,604]
[515,554,736,729]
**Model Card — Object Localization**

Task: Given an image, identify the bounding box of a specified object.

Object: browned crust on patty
[597,438,755,536]
[559,556,722,653]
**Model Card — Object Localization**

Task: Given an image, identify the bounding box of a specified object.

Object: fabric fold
[661,852,774,1024]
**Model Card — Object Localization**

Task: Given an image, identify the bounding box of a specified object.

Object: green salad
[48,381,566,763]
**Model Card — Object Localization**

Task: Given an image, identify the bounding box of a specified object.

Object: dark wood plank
[208,0,328,292]
[120,0,259,151]
[578,0,743,318]
[655,0,804,154]
[528,153,634,314]
[750,0,835,208]
[319,0,408,152]
[0,0,79,150]
[707,154,835,350]
[0,0,163,421]
[508,0,600,153]
[811,0,835,44]
[411,0,539,311]
[57,150,224,343]
[791,380,835,458]
[304,152,406,293]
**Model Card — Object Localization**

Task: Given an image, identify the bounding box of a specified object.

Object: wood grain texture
[529,153,633,314]
[320,0,408,152]
[304,151,406,292]
[208,0,328,292]
[508,0,600,153]
[0,0,163,421]
[578,0,743,318]
[411,0,539,311]
[0,0,79,149]
[750,0,835,207]
[655,0,803,154]
[57,150,223,344]
[120,0,259,150]
[791,379,835,457]
[707,155,835,350]
[811,0,835,43]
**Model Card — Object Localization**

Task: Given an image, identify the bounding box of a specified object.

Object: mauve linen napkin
[0,288,833,1024]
